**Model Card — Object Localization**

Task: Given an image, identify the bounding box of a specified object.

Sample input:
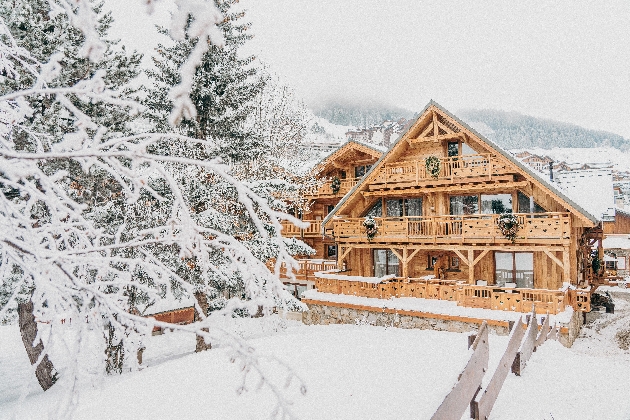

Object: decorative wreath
[362,216,378,241]
[497,212,520,243]
[425,156,441,179]
[331,176,341,195]
[590,250,602,275]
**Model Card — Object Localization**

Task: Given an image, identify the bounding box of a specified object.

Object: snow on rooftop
[553,169,615,221]
[603,234,630,249]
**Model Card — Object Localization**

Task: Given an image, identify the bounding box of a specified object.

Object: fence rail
[333,213,571,244]
[369,153,514,189]
[314,276,590,314]
[280,220,321,237]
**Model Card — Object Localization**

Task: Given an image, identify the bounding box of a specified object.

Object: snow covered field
[2,292,630,420]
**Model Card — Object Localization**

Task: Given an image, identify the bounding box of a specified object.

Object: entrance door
[373,249,399,277]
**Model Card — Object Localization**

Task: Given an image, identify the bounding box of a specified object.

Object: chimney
[549,161,554,181]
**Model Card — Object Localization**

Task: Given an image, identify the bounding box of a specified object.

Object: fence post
[511,307,538,376]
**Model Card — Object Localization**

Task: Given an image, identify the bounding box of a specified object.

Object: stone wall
[302,303,511,335]
[303,302,582,347]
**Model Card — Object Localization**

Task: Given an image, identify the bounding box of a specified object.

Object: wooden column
[563,247,571,285]
[468,249,475,284]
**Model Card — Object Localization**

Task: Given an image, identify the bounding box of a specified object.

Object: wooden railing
[333,212,571,244]
[280,259,337,282]
[305,177,360,197]
[314,276,590,314]
[280,220,321,237]
[371,154,512,187]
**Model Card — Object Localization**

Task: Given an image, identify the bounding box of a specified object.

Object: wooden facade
[318,102,601,311]
[281,140,383,260]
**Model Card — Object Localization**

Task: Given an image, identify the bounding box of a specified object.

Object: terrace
[332,212,571,245]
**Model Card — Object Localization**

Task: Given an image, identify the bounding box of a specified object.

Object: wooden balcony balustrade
[280,220,321,237]
[280,259,337,281]
[305,177,360,197]
[333,212,571,244]
[370,154,512,188]
[314,277,591,314]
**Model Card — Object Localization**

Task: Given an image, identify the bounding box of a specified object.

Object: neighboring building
[280,140,384,297]
[345,118,410,149]
[602,234,630,278]
[313,101,601,315]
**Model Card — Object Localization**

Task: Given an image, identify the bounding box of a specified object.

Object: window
[365,200,383,217]
[605,260,617,271]
[340,171,346,179]
[374,249,399,277]
[447,141,476,157]
[451,194,513,215]
[355,165,371,178]
[326,204,335,215]
[495,252,533,288]
[384,198,423,217]
[450,195,479,215]
[326,245,337,259]
[481,194,512,214]
[517,191,547,213]
[451,256,460,269]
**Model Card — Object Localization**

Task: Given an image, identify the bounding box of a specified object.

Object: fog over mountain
[459,109,630,151]
[311,99,415,128]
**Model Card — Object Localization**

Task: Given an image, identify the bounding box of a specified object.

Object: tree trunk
[17,300,57,391]
[105,321,124,374]
[194,291,211,352]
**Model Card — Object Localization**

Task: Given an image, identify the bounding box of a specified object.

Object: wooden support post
[402,248,408,278]
[562,247,571,285]
[468,249,475,284]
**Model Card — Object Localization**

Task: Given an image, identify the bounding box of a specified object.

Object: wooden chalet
[313,101,601,315]
[279,140,383,296]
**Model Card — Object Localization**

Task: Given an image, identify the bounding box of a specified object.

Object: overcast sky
[108,0,630,138]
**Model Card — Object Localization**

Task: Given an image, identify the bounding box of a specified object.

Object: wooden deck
[314,277,590,314]
[280,259,337,282]
[333,212,571,245]
[369,154,515,190]
[281,219,322,237]
[305,177,360,198]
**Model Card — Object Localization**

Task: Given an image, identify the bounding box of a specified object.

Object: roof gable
[316,140,384,175]
[323,101,599,228]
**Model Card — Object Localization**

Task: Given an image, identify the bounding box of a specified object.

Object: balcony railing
[279,259,337,282]
[370,154,512,188]
[281,220,321,237]
[333,212,571,244]
[305,177,360,197]
[314,276,590,314]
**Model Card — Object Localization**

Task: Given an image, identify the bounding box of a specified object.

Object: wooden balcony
[333,212,571,244]
[280,259,337,282]
[314,276,591,314]
[281,220,321,237]
[369,154,514,190]
[305,177,360,198]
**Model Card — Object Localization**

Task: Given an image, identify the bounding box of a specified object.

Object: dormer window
[447,140,476,157]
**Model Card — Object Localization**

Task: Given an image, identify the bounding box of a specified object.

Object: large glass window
[481,194,512,214]
[450,195,479,215]
[374,249,399,277]
[517,191,547,213]
[385,198,423,217]
[355,165,371,178]
[365,200,383,217]
[495,252,533,288]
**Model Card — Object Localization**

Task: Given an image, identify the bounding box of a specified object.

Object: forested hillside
[311,99,415,127]
[459,109,630,150]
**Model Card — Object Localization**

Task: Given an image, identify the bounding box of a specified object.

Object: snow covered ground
[1,291,629,419]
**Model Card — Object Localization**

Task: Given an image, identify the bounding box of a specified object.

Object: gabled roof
[315,139,384,175]
[323,100,600,230]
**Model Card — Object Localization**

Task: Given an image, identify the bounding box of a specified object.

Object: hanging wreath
[425,156,441,179]
[362,216,378,241]
[497,212,520,243]
[590,250,602,275]
[331,176,341,195]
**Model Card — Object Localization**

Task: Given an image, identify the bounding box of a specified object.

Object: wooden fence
[431,308,556,419]
[314,277,591,314]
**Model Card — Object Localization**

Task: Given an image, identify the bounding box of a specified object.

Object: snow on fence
[432,307,556,420]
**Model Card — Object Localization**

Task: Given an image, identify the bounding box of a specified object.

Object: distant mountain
[311,99,415,128]
[459,109,630,151]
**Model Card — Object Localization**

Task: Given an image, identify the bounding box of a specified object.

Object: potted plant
[497,212,520,243]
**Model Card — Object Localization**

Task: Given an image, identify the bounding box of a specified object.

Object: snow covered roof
[603,234,630,249]
[553,169,615,221]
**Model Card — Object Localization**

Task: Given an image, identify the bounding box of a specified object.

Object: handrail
[373,153,511,184]
[305,177,361,197]
[334,212,571,242]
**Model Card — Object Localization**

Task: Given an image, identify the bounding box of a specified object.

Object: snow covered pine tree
[1,0,307,416]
